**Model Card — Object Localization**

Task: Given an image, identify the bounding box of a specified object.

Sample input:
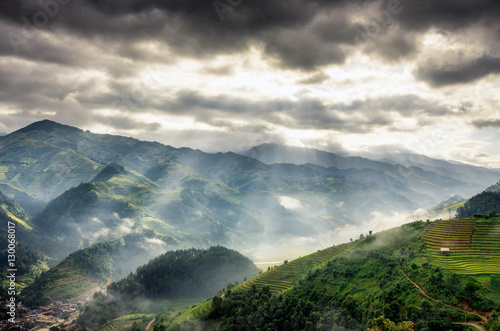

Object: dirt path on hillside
[145,317,155,330]
[453,322,486,331]
[398,265,488,328]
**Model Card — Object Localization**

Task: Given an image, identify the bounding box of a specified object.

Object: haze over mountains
[1,120,499,269]
[240,143,500,207]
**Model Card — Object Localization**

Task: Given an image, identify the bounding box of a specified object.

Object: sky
[1,0,500,167]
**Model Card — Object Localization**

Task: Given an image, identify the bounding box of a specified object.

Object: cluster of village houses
[1,300,84,330]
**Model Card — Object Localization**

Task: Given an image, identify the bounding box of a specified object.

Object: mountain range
[1,120,499,271]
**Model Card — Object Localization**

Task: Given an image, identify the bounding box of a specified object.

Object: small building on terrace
[440,248,450,256]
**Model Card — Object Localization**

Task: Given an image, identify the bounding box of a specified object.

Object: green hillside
[456,190,500,218]
[235,244,350,294]
[164,243,351,329]
[97,314,155,331]
[21,233,178,307]
[0,183,45,217]
[76,246,260,329]
[429,195,467,218]
[0,120,452,266]
[30,163,184,260]
[155,219,500,331]
[0,190,50,280]
[485,180,500,192]
[2,120,499,268]
[21,242,119,307]
[0,134,101,201]
[422,218,500,274]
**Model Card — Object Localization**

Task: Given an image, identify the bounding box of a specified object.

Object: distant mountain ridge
[1,120,498,269]
[239,143,500,206]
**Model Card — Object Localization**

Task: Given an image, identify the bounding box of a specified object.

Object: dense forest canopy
[77,246,259,328]
[456,190,500,218]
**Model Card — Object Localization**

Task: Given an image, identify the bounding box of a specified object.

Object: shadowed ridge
[10,119,83,135]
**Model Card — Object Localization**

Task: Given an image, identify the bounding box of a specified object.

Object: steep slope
[0,123,102,201]
[0,188,32,230]
[21,234,176,307]
[429,195,467,218]
[76,246,260,329]
[456,190,500,218]
[0,190,49,277]
[0,183,45,217]
[158,219,500,331]
[422,218,500,274]
[485,180,500,192]
[2,120,426,263]
[30,163,183,259]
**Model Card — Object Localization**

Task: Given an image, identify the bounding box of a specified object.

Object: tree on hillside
[368,316,414,331]
[456,191,500,218]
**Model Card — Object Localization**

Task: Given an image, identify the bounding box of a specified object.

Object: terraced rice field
[166,299,213,330]
[166,244,350,330]
[234,244,350,294]
[98,319,136,331]
[98,314,154,331]
[422,219,500,274]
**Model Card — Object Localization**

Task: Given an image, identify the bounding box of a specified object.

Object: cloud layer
[1,0,500,166]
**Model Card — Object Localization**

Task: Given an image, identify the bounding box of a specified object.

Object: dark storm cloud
[0,0,365,71]
[364,33,418,63]
[473,119,500,129]
[415,55,500,87]
[2,0,499,72]
[296,72,331,85]
[330,94,452,117]
[265,31,346,70]
[156,90,349,131]
[0,61,80,109]
[394,0,500,33]
[93,115,162,131]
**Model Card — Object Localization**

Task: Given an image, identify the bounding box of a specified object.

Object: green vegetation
[20,242,120,307]
[429,195,466,218]
[156,221,500,330]
[2,119,476,269]
[422,218,500,274]
[0,183,45,217]
[97,314,155,331]
[235,244,350,294]
[77,246,259,329]
[0,192,49,277]
[0,189,31,227]
[456,190,500,218]
[111,246,259,299]
[20,233,178,307]
[2,121,500,330]
[0,165,7,180]
[485,180,500,192]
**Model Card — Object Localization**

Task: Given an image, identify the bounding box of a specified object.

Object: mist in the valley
[28,143,477,281]
[142,151,464,268]
[240,199,436,266]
